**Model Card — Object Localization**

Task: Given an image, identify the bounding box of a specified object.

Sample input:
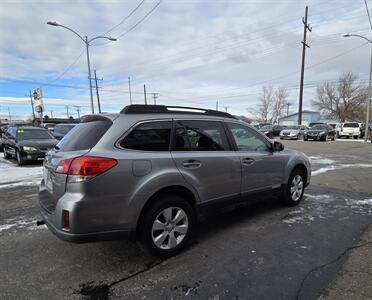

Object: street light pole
[47,21,116,114]
[344,33,372,142]
[85,36,95,114]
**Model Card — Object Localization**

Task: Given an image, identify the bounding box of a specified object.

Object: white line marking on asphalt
[312,163,372,176]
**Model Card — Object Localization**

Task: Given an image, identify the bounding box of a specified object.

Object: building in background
[278,110,321,126]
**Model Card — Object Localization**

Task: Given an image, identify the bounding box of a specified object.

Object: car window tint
[227,123,270,152]
[120,121,171,151]
[57,121,111,152]
[174,120,230,151]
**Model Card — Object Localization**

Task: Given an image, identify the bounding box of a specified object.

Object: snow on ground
[282,194,372,225]
[0,157,42,187]
[0,216,46,232]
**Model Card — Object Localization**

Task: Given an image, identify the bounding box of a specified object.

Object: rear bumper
[42,215,135,243]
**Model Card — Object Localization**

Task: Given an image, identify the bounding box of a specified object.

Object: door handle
[242,158,255,166]
[182,160,201,169]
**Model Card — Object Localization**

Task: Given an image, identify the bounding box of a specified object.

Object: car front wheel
[139,195,195,258]
[16,150,25,166]
[282,169,305,206]
[3,147,11,159]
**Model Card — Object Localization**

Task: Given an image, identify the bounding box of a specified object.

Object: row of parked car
[0,122,76,166]
[254,121,370,142]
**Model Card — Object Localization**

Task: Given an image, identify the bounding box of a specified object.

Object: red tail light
[69,156,117,176]
[62,210,70,229]
[56,156,117,177]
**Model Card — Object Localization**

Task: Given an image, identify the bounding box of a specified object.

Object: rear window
[54,124,76,134]
[56,121,111,151]
[120,121,171,151]
[343,123,359,128]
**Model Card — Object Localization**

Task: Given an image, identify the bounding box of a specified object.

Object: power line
[50,49,85,83]
[100,0,146,36]
[116,1,162,39]
[364,0,372,30]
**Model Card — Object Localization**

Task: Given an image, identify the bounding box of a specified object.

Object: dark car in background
[3,126,58,165]
[53,123,77,140]
[304,124,336,142]
[42,123,57,133]
[259,125,275,138]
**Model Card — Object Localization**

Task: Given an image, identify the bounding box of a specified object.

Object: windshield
[261,125,272,129]
[17,129,54,140]
[54,124,76,134]
[287,125,299,130]
[311,125,327,130]
[343,123,359,128]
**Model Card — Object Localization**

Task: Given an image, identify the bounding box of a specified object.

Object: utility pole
[152,93,158,105]
[298,6,311,125]
[74,106,81,119]
[50,111,54,118]
[128,77,132,104]
[92,70,103,113]
[66,105,69,118]
[223,106,228,113]
[144,84,147,105]
[8,107,11,122]
[216,101,219,111]
[29,90,35,120]
[286,102,291,116]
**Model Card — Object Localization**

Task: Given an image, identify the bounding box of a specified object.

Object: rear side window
[343,123,359,128]
[120,121,171,151]
[174,120,230,151]
[54,125,76,134]
[57,121,111,151]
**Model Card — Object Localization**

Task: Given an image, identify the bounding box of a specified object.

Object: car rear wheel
[353,136,358,139]
[282,169,305,206]
[16,150,25,166]
[3,147,11,159]
[139,195,195,258]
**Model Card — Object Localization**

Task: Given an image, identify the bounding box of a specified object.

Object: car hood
[18,139,58,148]
[281,129,300,134]
[306,129,324,134]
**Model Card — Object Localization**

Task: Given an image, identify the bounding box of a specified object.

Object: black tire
[304,137,308,141]
[322,134,328,142]
[138,195,195,258]
[3,147,11,159]
[281,169,306,207]
[353,136,358,139]
[16,150,26,166]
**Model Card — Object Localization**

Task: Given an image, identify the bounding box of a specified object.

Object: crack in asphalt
[74,260,164,300]
[296,239,372,300]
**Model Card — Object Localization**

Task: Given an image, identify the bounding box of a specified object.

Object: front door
[225,122,285,201]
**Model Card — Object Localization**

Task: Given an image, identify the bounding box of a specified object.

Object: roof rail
[120,105,236,119]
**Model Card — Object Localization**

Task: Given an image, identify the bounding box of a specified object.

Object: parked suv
[336,122,360,139]
[39,105,311,257]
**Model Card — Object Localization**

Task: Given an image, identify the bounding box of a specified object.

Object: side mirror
[273,141,284,151]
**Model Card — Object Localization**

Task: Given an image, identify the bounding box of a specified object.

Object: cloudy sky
[0,0,371,120]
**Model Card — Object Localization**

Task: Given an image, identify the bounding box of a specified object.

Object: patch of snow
[309,156,335,165]
[312,163,372,176]
[345,198,372,206]
[0,216,45,232]
[0,157,42,185]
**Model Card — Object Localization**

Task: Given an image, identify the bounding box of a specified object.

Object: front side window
[174,120,230,151]
[120,121,171,151]
[227,123,270,152]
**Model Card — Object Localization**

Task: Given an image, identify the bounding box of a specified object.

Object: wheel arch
[136,185,199,232]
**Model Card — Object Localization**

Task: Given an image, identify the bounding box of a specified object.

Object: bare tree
[250,86,289,123]
[312,72,367,122]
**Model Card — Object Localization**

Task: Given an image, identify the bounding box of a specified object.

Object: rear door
[171,119,241,208]
[225,122,285,202]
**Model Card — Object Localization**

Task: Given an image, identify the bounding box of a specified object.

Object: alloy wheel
[151,207,189,250]
[290,175,303,202]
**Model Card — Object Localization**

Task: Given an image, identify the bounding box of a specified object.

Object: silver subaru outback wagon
[39,105,311,257]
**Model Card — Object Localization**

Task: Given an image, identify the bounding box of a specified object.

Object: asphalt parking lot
[1,139,372,300]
